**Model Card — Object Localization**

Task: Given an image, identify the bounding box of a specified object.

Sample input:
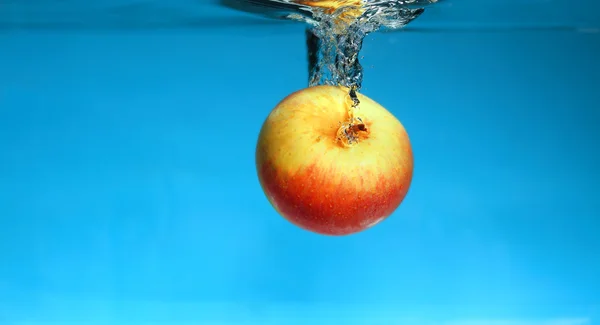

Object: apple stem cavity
[336,116,369,147]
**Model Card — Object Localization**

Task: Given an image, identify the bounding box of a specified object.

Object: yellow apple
[255,85,413,236]
[297,0,365,32]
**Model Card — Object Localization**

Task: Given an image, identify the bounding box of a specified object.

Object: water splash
[230,0,438,90]
[304,1,434,90]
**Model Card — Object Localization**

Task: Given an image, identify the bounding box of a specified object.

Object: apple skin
[255,85,413,236]
[297,0,365,29]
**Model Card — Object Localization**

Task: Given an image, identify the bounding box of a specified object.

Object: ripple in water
[230,0,439,91]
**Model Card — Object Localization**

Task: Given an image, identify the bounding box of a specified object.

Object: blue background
[1,1,599,324]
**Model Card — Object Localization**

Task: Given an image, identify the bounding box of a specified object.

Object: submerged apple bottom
[258,161,410,235]
[255,85,413,236]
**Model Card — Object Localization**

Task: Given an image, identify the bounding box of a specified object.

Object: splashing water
[303,1,432,91]
[231,0,438,91]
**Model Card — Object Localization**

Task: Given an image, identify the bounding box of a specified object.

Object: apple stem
[346,85,360,120]
[349,85,360,108]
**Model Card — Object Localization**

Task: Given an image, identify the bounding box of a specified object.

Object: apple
[298,0,363,14]
[255,85,413,236]
[297,0,365,29]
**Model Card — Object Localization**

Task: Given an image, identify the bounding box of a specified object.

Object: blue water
[1,1,599,324]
